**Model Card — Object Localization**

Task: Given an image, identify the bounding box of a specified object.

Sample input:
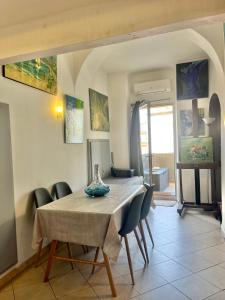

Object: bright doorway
[140,102,176,201]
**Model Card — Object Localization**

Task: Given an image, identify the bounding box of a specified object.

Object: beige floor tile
[198,265,225,289]
[172,274,220,300]
[118,267,167,294]
[150,260,191,282]
[0,290,14,300]
[87,268,115,285]
[131,284,189,300]
[91,280,139,300]
[205,291,225,300]
[197,247,225,265]
[174,252,215,272]
[57,286,98,299]
[50,269,89,298]
[42,259,75,279]
[13,282,55,300]
[13,266,44,288]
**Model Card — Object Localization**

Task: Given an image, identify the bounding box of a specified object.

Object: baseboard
[0,245,49,290]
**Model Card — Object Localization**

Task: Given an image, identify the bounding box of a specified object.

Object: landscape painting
[176,59,208,100]
[89,88,110,131]
[64,95,84,144]
[180,137,213,164]
[3,56,57,95]
[180,108,205,136]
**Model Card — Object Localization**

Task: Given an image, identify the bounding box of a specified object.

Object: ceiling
[0,0,104,29]
[99,30,207,74]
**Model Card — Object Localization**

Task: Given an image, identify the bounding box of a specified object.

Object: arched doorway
[209,93,222,220]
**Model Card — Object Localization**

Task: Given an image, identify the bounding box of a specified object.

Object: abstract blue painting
[176,59,208,100]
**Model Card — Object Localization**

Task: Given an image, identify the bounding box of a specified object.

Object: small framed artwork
[176,59,208,100]
[180,108,205,136]
[89,88,110,132]
[3,56,57,95]
[179,137,213,164]
[64,95,84,144]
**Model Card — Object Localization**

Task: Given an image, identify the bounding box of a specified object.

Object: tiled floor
[1,205,225,299]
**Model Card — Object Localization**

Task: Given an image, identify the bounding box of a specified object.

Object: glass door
[139,102,176,198]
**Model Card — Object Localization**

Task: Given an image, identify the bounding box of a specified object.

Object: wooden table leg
[102,249,117,297]
[44,240,58,282]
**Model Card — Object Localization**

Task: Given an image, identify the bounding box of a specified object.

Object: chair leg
[139,220,149,263]
[66,243,74,270]
[124,235,135,285]
[145,218,154,247]
[35,239,43,267]
[91,247,100,274]
[134,229,146,264]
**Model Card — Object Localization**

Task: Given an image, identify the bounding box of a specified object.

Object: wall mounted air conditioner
[134,79,171,95]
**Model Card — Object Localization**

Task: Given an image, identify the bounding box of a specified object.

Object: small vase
[85,164,110,197]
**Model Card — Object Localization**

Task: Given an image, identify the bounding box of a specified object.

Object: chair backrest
[55,181,72,199]
[34,188,53,208]
[140,183,154,220]
[119,192,145,236]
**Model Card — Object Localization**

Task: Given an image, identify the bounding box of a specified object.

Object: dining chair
[119,192,146,284]
[55,181,72,199]
[138,183,155,263]
[91,192,146,285]
[34,188,74,269]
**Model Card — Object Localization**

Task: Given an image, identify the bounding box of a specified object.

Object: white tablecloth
[32,184,144,260]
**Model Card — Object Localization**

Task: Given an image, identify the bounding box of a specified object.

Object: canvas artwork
[3,56,57,95]
[176,59,208,100]
[64,95,84,144]
[180,108,205,136]
[180,137,213,164]
[89,88,110,131]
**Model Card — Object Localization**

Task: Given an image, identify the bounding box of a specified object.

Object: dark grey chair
[91,192,146,284]
[34,187,53,207]
[34,188,74,268]
[55,182,72,199]
[118,192,146,284]
[138,183,155,263]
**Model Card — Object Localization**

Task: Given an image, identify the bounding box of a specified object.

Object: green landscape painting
[89,88,110,131]
[180,137,213,164]
[3,56,57,95]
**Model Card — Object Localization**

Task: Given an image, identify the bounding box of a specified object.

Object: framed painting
[2,56,57,95]
[179,137,213,164]
[89,88,110,131]
[180,108,205,136]
[64,95,84,144]
[176,59,208,100]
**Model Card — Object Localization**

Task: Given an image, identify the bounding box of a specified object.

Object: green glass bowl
[84,185,110,197]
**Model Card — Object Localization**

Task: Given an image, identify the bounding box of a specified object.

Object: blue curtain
[130,101,143,176]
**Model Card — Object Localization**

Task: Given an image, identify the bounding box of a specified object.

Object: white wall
[0,50,109,275]
[107,72,130,168]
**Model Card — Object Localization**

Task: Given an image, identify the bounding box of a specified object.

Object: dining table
[32,182,144,297]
